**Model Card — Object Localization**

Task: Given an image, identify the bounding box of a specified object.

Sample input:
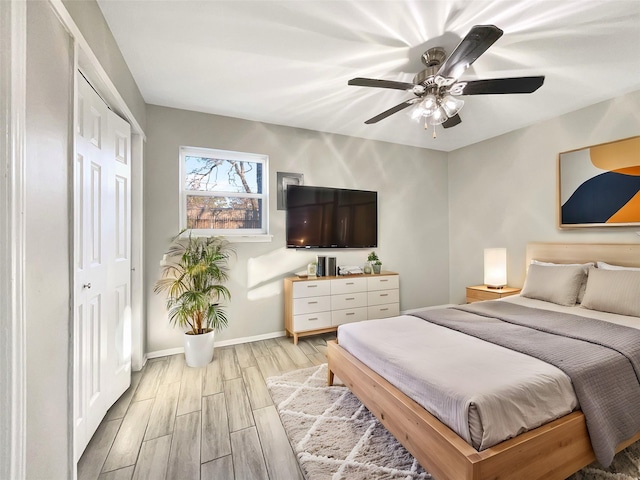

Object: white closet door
[106,106,132,404]
[74,73,131,461]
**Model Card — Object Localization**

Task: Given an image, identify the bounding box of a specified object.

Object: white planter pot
[183,329,215,367]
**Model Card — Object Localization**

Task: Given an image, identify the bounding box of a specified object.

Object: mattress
[337,295,640,451]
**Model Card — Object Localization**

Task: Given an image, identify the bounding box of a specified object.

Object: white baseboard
[145,330,287,361]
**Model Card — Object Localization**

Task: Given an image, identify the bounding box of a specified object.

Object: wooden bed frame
[327,242,640,480]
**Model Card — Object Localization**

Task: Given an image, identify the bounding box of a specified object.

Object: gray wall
[448,90,640,304]
[145,105,450,353]
[25,2,72,477]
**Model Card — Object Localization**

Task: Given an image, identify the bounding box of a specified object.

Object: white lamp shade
[484,248,507,288]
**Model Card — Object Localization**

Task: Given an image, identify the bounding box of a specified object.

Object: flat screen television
[286,185,377,248]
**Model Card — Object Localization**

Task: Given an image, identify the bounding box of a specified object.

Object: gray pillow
[521,263,586,306]
[581,268,640,317]
[531,260,594,303]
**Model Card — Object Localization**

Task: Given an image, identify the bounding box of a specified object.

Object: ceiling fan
[348,25,545,132]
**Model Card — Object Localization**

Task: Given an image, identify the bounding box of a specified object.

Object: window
[180,146,269,237]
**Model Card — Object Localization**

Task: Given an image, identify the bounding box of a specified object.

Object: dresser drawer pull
[346,312,355,316]
[307,301,318,305]
[380,308,389,311]
[308,317,318,321]
[380,279,389,282]
[379,293,388,297]
[346,282,354,285]
[307,285,318,288]
[346,297,354,301]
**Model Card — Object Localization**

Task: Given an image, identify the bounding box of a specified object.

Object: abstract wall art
[558,136,640,228]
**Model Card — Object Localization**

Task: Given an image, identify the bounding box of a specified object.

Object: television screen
[286,185,377,248]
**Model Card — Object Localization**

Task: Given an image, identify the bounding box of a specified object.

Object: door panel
[107,109,132,403]
[74,73,131,462]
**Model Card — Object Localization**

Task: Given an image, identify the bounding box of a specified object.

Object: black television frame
[285,185,378,249]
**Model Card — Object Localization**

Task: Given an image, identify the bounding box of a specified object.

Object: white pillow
[581,267,640,317]
[530,260,594,303]
[521,263,586,306]
[596,261,640,272]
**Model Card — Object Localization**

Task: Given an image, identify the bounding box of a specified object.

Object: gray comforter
[411,301,640,467]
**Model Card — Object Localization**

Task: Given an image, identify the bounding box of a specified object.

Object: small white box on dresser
[284,272,400,344]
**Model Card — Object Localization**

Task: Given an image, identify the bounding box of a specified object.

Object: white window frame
[179,146,270,240]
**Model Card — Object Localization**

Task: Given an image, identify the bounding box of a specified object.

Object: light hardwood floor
[78,334,335,480]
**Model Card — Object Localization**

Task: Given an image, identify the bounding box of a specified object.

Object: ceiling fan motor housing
[413,47,453,95]
[421,47,446,68]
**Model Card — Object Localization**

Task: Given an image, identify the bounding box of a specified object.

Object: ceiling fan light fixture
[410,103,426,120]
[429,107,448,125]
[434,75,455,87]
[420,94,438,115]
[348,25,544,132]
[441,95,464,117]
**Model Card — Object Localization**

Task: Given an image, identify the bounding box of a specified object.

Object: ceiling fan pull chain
[433,124,437,139]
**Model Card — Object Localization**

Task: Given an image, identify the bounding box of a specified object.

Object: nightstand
[466,285,521,303]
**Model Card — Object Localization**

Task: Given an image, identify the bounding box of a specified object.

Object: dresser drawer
[331,292,367,310]
[293,280,331,298]
[293,311,332,332]
[367,275,399,291]
[367,289,399,306]
[368,303,400,319]
[331,277,367,295]
[293,295,331,315]
[332,307,368,326]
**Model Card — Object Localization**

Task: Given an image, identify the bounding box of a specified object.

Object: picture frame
[277,172,304,210]
[558,136,640,228]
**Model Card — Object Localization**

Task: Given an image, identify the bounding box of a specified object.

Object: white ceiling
[97,0,640,152]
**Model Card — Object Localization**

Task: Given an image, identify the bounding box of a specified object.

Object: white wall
[448,90,640,304]
[144,105,450,354]
[25,2,72,477]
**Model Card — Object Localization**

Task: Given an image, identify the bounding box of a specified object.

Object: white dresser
[284,272,400,344]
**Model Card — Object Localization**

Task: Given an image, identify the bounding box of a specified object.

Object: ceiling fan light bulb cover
[421,94,438,115]
[429,107,447,125]
[442,95,464,117]
[410,105,425,120]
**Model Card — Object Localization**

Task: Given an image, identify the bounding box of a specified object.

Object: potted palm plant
[154,232,233,367]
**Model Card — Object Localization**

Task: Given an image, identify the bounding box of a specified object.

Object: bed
[327,242,640,480]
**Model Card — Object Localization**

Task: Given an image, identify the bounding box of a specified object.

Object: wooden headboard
[526,242,640,269]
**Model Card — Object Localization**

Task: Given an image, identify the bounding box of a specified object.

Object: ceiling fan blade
[436,25,503,80]
[442,114,462,128]
[349,77,415,91]
[461,76,545,95]
[364,99,417,124]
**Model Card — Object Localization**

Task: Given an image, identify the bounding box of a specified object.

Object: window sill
[224,234,273,243]
[180,230,273,243]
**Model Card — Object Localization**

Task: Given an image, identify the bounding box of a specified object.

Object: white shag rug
[266,364,640,480]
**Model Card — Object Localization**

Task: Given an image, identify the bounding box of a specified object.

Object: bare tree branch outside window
[183,152,266,232]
